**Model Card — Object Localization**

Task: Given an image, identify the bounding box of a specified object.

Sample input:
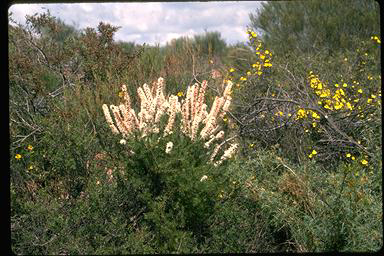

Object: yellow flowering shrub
[226,29,273,86]
[229,29,380,168]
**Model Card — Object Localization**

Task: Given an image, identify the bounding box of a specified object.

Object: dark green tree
[249,0,380,55]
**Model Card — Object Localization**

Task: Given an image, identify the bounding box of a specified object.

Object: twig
[12,128,40,145]
[32,234,57,247]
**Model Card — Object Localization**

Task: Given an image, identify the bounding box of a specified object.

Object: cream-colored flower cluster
[102,78,168,137]
[102,78,237,166]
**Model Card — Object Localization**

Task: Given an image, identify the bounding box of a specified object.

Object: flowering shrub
[228,29,381,169]
[102,77,238,166]
[226,29,273,85]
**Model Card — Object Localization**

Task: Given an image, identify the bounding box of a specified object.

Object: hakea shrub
[102,77,238,166]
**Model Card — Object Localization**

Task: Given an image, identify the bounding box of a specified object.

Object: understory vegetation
[10,1,382,253]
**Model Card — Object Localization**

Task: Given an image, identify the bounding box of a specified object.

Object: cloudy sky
[9,1,262,46]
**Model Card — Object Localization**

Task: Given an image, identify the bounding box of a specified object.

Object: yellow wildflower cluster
[371,35,381,44]
[345,153,356,161]
[103,78,238,166]
[247,29,273,75]
[308,72,356,111]
[295,108,320,121]
[344,152,369,166]
[308,149,317,158]
[227,29,273,84]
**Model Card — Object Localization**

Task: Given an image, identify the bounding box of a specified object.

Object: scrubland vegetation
[10,0,382,253]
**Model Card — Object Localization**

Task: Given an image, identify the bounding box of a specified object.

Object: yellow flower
[335,84,339,87]
[264,63,272,67]
[311,150,317,155]
[312,112,320,119]
[342,83,348,87]
[246,71,251,76]
[260,55,265,60]
[318,101,322,105]
[177,91,184,97]
[361,159,368,165]
[249,143,254,148]
[223,117,228,122]
[265,50,270,54]
[334,102,344,110]
[27,145,33,151]
[15,154,22,160]
[275,111,283,116]
[257,71,262,75]
[319,89,331,98]
[367,98,373,104]
[240,77,247,81]
[358,89,363,93]
[346,153,351,158]
[297,109,307,119]
[371,94,376,99]
[252,63,258,68]
[312,122,317,127]
[28,165,34,170]
[308,154,313,158]
[229,68,235,72]
[351,156,356,160]
[324,104,331,110]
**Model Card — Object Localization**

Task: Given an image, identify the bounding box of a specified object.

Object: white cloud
[8,2,261,46]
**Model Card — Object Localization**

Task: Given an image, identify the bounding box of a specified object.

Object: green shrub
[226,149,382,252]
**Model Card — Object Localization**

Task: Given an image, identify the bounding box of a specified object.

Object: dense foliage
[249,0,380,55]
[10,1,382,253]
